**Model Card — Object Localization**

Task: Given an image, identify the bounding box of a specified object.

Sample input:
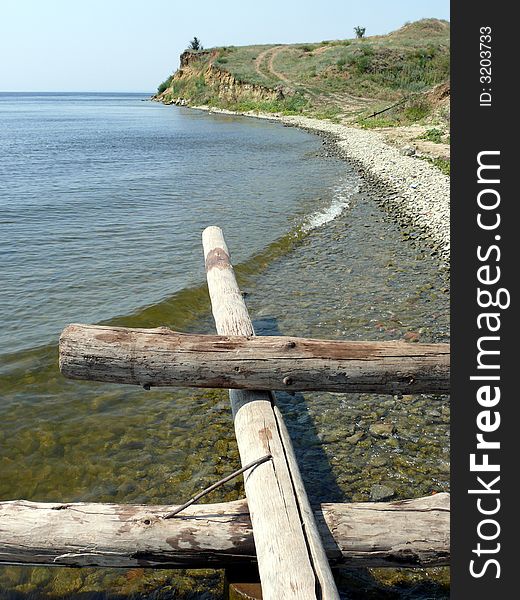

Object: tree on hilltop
[188,37,203,51]
[354,26,366,38]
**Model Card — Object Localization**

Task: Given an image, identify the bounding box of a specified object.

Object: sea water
[0,93,449,598]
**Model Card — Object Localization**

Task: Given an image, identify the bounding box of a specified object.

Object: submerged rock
[370,484,396,501]
[345,431,365,444]
[369,422,395,437]
[404,331,421,342]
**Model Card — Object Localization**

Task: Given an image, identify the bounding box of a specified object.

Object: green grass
[358,115,401,128]
[218,93,309,115]
[403,99,431,121]
[214,44,280,87]
[357,95,435,128]
[313,105,344,122]
[418,128,446,143]
[214,19,449,100]
[162,72,309,115]
[419,156,450,175]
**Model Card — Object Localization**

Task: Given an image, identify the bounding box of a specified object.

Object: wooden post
[202,226,339,600]
[59,325,450,395]
[0,494,450,568]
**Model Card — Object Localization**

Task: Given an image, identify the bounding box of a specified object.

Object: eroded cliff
[154,50,284,107]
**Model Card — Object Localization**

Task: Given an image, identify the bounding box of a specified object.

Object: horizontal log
[59,324,450,394]
[0,493,449,568]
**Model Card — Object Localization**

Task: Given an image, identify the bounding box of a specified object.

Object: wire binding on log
[163,454,273,519]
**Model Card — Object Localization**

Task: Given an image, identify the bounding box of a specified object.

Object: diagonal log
[59,325,450,395]
[202,226,339,599]
[0,494,450,568]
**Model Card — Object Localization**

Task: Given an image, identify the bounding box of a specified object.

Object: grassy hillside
[157,19,449,127]
[216,19,448,97]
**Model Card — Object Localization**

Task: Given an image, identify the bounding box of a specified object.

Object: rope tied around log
[163,454,273,519]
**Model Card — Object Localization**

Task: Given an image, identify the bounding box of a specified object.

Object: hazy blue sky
[0,0,450,92]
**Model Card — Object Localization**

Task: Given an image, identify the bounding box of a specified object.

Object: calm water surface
[0,93,449,599]
[0,92,350,355]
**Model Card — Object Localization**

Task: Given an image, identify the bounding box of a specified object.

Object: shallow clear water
[0,92,349,355]
[0,94,449,599]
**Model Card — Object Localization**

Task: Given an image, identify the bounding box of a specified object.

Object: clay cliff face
[155,51,283,106]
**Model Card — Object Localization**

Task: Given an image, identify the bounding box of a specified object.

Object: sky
[0,0,450,93]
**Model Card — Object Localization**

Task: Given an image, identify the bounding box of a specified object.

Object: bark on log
[202,226,339,599]
[0,494,450,568]
[59,325,450,395]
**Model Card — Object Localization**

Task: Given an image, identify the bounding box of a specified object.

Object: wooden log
[202,226,339,599]
[272,403,341,588]
[0,494,450,568]
[59,325,450,395]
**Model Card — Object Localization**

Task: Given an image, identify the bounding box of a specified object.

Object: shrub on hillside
[403,96,431,121]
[157,76,173,94]
[349,47,374,74]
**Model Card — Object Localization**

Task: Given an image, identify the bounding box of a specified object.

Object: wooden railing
[0,226,450,600]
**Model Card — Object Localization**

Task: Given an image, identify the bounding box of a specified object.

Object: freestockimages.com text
[468,150,509,579]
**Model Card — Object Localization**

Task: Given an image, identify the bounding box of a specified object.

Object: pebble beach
[201,107,451,265]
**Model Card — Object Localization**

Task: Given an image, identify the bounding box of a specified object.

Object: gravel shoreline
[192,106,451,266]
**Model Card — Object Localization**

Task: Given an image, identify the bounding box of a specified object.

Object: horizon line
[0,90,153,94]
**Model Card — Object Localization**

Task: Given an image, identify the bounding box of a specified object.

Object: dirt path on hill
[255,46,313,91]
[254,47,282,81]
[256,46,373,117]
[266,46,293,85]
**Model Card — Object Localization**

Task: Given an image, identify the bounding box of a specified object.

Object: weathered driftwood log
[202,226,339,599]
[0,494,450,568]
[59,325,450,395]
